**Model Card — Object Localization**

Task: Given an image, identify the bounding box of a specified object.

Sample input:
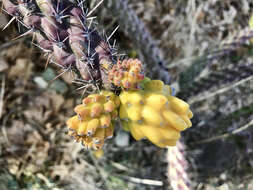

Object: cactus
[168,141,191,190]
[2,0,117,91]
[119,78,193,147]
[2,0,193,150]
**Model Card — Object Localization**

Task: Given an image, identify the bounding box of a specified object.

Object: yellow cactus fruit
[119,79,193,148]
[66,91,120,150]
[108,59,145,90]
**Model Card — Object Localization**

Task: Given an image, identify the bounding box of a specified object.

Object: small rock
[220,173,227,181]
[218,184,229,190]
[34,77,48,89]
[115,130,129,147]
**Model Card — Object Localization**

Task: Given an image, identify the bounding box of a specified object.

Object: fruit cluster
[119,78,193,147]
[67,91,120,150]
[67,72,193,150]
[108,59,144,89]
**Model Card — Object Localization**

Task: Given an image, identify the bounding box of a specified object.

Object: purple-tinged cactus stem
[2,0,118,91]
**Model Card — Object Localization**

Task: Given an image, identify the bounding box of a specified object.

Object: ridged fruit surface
[66,91,120,150]
[119,78,193,147]
[108,59,144,89]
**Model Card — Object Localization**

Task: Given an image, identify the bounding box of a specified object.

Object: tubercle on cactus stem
[2,0,119,91]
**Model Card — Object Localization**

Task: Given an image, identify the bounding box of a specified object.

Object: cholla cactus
[2,0,116,90]
[168,141,191,190]
[2,0,193,150]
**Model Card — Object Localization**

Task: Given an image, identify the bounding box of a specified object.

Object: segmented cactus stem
[179,62,253,99]
[179,27,253,96]
[2,0,119,91]
[168,141,191,190]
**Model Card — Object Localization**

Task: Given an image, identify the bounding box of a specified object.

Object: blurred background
[0,0,253,189]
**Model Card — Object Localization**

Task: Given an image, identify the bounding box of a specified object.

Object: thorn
[50,66,70,83]
[31,41,52,53]
[107,25,119,42]
[91,52,97,58]
[77,16,87,31]
[56,0,60,13]
[49,60,65,69]
[95,83,100,92]
[2,17,16,31]
[76,85,88,91]
[11,29,33,41]
[77,0,86,12]
[86,16,97,20]
[86,0,104,17]
[88,39,91,56]
[113,40,116,48]
[88,17,94,29]
[72,81,85,85]
[62,35,69,43]
[45,53,53,70]
[85,62,94,81]
[31,32,36,44]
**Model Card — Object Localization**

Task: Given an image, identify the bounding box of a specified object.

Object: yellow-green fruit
[66,91,120,150]
[119,79,193,148]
